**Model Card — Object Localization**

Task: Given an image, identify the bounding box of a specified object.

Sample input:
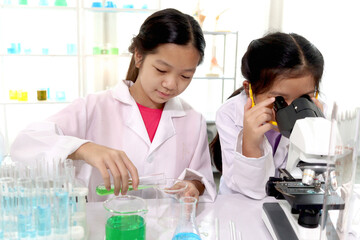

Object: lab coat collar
[111,80,135,105]
[234,91,247,126]
[111,80,186,156]
[111,80,186,117]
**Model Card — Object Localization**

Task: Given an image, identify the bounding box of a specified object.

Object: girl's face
[131,43,200,109]
[253,75,316,122]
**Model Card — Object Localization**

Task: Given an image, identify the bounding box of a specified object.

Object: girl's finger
[259,122,275,134]
[244,97,252,112]
[114,154,130,195]
[256,97,275,108]
[97,163,111,191]
[121,152,139,190]
[105,159,121,195]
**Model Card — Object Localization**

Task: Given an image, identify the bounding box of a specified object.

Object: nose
[162,75,177,91]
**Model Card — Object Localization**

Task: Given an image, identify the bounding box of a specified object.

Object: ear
[243,80,250,97]
[134,48,143,68]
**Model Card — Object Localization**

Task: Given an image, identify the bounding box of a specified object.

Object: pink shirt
[136,103,163,142]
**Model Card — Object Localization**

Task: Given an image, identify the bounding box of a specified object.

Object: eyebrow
[155,59,196,72]
[268,90,315,97]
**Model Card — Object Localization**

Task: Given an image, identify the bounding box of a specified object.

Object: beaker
[103,195,148,240]
[172,196,201,240]
[156,178,188,229]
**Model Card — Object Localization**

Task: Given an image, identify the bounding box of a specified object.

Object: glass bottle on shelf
[172,197,201,240]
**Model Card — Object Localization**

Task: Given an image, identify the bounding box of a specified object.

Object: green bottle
[54,0,67,6]
[19,0,27,5]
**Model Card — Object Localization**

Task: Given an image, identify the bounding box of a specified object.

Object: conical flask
[172,196,201,240]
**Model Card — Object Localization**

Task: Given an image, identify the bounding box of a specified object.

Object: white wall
[281,0,360,112]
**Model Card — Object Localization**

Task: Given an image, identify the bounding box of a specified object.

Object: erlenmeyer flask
[172,196,201,240]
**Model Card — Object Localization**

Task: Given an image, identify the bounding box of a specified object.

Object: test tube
[71,183,88,240]
[0,177,16,239]
[35,177,51,236]
[25,165,38,238]
[53,176,69,235]
[17,177,35,238]
[53,159,69,236]
[0,190,3,239]
[96,173,165,196]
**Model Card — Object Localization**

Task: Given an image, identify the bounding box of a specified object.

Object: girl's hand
[242,97,276,158]
[183,180,204,204]
[69,142,139,196]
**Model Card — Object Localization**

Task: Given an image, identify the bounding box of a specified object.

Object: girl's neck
[129,82,164,109]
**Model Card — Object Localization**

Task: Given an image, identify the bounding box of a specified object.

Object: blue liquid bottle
[172,197,202,240]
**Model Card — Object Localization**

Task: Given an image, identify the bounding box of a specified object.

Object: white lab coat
[215,91,290,199]
[10,80,216,202]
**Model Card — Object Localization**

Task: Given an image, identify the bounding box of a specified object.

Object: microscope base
[262,201,322,240]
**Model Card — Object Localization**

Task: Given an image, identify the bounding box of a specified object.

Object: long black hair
[210,32,324,173]
[126,8,205,81]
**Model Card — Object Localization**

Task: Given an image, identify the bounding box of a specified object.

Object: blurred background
[0,0,359,155]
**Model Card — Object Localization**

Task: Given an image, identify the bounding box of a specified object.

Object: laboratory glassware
[156,178,188,229]
[0,177,16,239]
[320,107,360,239]
[103,195,148,240]
[53,176,69,236]
[17,177,36,238]
[172,196,201,240]
[35,176,52,236]
[96,173,165,196]
[0,131,4,164]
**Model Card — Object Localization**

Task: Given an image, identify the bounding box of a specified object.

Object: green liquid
[106,215,145,240]
[96,185,154,196]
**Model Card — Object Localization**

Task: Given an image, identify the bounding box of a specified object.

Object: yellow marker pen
[249,83,277,126]
[269,120,278,126]
[249,83,255,107]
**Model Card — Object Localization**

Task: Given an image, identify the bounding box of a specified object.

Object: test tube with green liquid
[96,173,164,196]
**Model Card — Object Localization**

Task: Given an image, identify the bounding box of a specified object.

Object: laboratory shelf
[0,54,77,57]
[83,7,158,13]
[0,5,77,10]
[0,101,71,105]
[84,53,131,58]
[203,31,238,35]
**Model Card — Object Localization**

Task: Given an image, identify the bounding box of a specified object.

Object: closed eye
[155,67,166,73]
[182,75,191,79]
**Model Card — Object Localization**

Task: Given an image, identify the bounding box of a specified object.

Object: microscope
[262,95,345,240]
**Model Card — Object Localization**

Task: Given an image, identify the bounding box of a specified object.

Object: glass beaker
[103,195,148,240]
[172,196,201,240]
[156,178,188,229]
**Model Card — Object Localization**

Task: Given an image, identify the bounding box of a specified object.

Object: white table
[86,194,276,240]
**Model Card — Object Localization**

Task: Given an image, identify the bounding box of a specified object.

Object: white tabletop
[86,194,276,240]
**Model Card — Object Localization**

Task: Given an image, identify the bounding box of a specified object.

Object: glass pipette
[96,173,165,196]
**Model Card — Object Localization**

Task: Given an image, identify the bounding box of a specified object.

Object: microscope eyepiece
[273,96,287,112]
[273,94,324,138]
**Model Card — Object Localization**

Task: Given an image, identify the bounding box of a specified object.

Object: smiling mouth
[158,90,171,98]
